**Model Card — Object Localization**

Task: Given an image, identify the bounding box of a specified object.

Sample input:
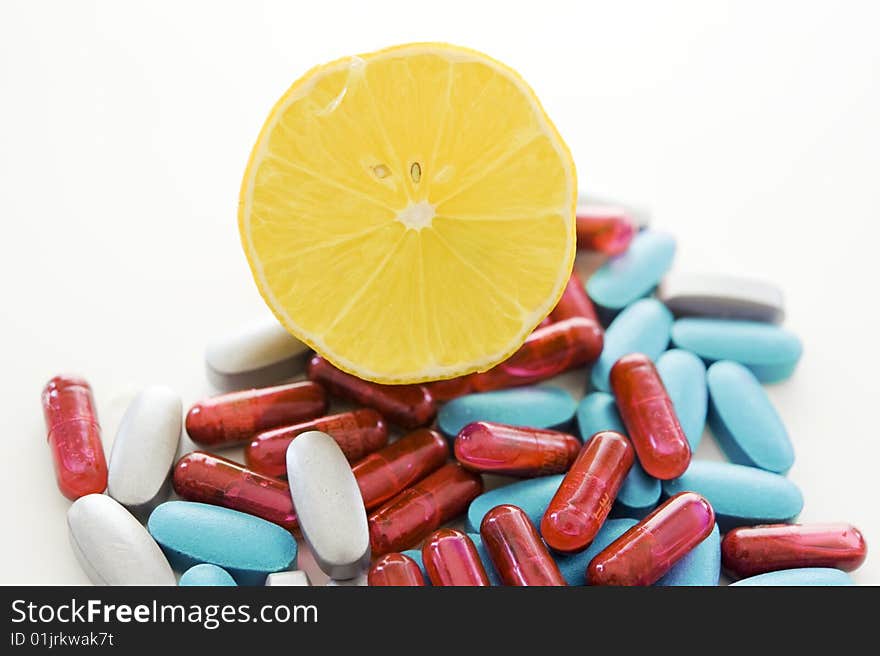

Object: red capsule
[245,409,388,478]
[541,431,635,553]
[173,451,297,531]
[368,463,483,555]
[537,317,553,328]
[609,353,691,480]
[480,504,567,586]
[454,422,581,477]
[587,492,715,586]
[425,376,475,402]
[549,272,600,323]
[185,381,326,446]
[469,318,604,392]
[422,529,490,586]
[353,429,449,511]
[575,205,636,255]
[368,553,426,586]
[307,356,436,429]
[721,523,868,579]
[41,375,108,500]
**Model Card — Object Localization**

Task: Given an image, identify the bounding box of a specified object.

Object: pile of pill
[45,197,867,586]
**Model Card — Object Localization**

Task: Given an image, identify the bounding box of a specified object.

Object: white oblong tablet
[205,318,310,390]
[286,431,370,580]
[326,572,368,586]
[67,494,175,586]
[265,570,311,586]
[108,386,181,518]
[659,272,785,323]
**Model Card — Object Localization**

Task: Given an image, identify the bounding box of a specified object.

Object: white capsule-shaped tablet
[108,386,181,518]
[325,572,368,586]
[658,273,785,323]
[286,431,370,580]
[205,318,310,390]
[265,570,311,586]
[67,494,175,586]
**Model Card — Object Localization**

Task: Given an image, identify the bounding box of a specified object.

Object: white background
[1,0,878,585]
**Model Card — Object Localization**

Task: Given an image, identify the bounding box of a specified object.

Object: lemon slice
[239,43,576,384]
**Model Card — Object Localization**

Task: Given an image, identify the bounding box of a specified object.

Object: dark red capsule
[454,421,580,477]
[587,492,715,586]
[609,353,691,480]
[721,523,868,579]
[185,381,326,446]
[307,356,436,429]
[368,463,483,555]
[173,451,297,531]
[541,431,634,553]
[245,409,388,478]
[353,429,449,511]
[41,375,108,500]
[549,272,600,323]
[422,529,490,586]
[424,376,475,402]
[469,318,604,392]
[480,504,567,586]
[537,317,553,328]
[575,205,636,255]
[368,553,426,586]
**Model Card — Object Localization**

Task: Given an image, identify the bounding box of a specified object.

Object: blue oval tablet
[587,230,676,310]
[730,568,854,587]
[662,461,803,531]
[148,501,297,585]
[655,523,720,586]
[591,298,673,392]
[671,319,803,383]
[657,349,707,450]
[437,387,576,437]
[178,563,237,587]
[576,392,661,514]
[707,361,794,473]
[466,475,563,532]
[557,518,637,586]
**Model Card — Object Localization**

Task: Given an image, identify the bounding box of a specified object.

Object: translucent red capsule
[173,451,297,531]
[424,376,475,402]
[587,491,715,586]
[541,430,635,553]
[454,421,581,477]
[480,504,567,586]
[41,375,108,500]
[721,523,868,579]
[609,353,691,480]
[245,409,388,478]
[422,529,490,586]
[368,553,426,586]
[575,205,636,255]
[368,463,483,555]
[469,318,604,392]
[307,356,436,428]
[185,381,326,446]
[549,272,600,323]
[353,429,449,511]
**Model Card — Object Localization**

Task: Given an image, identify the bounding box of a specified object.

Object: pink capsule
[469,318,603,392]
[41,375,108,500]
[455,422,581,477]
[575,205,636,255]
[587,492,715,586]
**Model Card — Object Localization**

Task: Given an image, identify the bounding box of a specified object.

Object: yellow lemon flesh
[239,43,576,384]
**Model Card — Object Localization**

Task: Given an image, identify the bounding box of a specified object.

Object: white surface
[1,0,878,585]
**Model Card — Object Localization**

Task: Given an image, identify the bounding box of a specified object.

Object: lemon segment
[240,43,576,384]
